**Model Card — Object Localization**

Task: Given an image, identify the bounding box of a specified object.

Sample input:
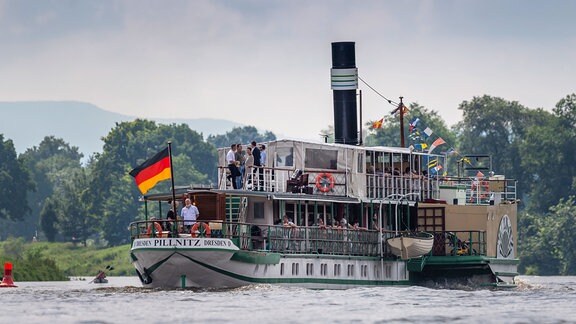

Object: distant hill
[0,101,242,158]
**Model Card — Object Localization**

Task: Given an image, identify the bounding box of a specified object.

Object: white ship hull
[131,237,410,289]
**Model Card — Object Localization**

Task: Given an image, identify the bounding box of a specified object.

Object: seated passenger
[316,218,326,229]
[283,215,297,228]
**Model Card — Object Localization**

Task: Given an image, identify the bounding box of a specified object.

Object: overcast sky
[1,0,574,141]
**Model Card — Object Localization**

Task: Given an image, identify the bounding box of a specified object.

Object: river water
[0,276,574,323]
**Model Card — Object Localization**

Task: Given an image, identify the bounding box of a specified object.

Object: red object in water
[0,262,17,287]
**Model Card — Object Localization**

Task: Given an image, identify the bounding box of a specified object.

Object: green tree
[100,174,135,245]
[40,198,59,242]
[54,169,96,246]
[0,134,33,222]
[519,94,576,212]
[206,126,276,149]
[89,119,217,246]
[19,136,83,240]
[519,197,576,275]
[455,96,537,201]
[551,197,576,274]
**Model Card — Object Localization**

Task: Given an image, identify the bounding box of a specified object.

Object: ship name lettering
[134,240,152,247]
[203,240,226,246]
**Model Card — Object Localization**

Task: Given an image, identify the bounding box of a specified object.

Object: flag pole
[168,141,178,236]
[398,97,405,148]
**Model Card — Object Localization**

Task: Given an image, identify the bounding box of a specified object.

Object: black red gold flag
[129,148,171,194]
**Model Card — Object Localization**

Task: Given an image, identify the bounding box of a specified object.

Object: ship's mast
[398,97,405,148]
[390,96,406,147]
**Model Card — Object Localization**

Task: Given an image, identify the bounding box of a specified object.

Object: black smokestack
[331,42,358,145]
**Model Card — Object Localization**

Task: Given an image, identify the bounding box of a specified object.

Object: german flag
[129,148,171,194]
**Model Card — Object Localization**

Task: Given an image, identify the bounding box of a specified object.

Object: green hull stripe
[422,256,519,266]
[424,256,489,265]
[488,258,520,265]
[231,251,281,264]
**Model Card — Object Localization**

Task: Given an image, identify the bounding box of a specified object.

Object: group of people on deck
[227,141,266,190]
[162,197,200,233]
[282,215,368,231]
[376,166,428,179]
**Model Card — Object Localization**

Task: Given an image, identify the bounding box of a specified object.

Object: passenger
[94,270,106,282]
[260,144,267,190]
[317,217,326,229]
[372,214,382,232]
[282,215,297,250]
[352,221,366,230]
[181,198,199,232]
[165,200,178,232]
[333,220,340,229]
[340,217,350,229]
[283,215,297,228]
[244,147,254,189]
[260,145,268,190]
[227,144,241,189]
[251,141,262,191]
[235,143,245,189]
[260,144,267,166]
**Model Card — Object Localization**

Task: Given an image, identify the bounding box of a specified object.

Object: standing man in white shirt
[260,144,267,166]
[181,198,199,231]
[226,144,240,189]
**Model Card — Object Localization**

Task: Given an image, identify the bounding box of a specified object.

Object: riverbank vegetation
[1,94,575,275]
[0,238,132,281]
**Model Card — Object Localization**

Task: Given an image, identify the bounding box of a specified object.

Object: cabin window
[276,147,294,167]
[305,148,338,170]
[357,153,364,173]
[385,265,391,279]
[361,265,368,277]
[374,265,380,279]
[281,263,285,276]
[291,263,299,275]
[253,202,264,219]
[306,263,314,276]
[366,151,374,174]
[321,263,327,276]
[347,264,354,276]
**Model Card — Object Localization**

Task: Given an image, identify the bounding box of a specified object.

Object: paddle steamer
[129,42,518,289]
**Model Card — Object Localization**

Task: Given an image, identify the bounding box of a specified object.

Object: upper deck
[218,139,517,205]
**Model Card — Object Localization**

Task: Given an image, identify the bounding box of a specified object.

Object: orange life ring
[191,222,211,238]
[147,222,163,237]
[315,172,335,193]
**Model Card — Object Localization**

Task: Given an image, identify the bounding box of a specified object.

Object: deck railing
[430,230,487,256]
[218,166,517,205]
[365,174,438,201]
[130,220,489,258]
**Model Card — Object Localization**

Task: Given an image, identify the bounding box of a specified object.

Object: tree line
[0,121,275,246]
[1,94,575,275]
